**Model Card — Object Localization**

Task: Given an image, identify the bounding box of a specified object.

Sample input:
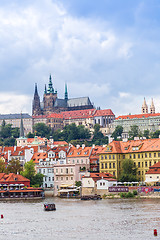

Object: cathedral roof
[67,97,92,107]
[54,99,67,108]
[0,114,31,119]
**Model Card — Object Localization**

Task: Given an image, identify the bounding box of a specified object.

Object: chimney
[82,144,85,149]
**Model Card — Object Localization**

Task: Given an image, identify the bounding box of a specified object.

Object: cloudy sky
[0,0,160,116]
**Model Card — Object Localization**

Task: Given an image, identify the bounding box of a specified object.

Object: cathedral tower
[150,98,155,114]
[43,75,57,115]
[32,83,42,116]
[142,97,148,114]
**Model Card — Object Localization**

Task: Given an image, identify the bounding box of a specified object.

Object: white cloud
[0,92,31,114]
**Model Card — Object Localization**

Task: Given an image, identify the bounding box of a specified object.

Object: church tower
[32,83,42,116]
[150,98,155,114]
[142,97,148,114]
[43,75,57,115]
[64,83,68,101]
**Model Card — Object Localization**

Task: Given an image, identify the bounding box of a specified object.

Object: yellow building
[99,138,160,181]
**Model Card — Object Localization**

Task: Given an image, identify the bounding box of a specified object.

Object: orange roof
[0,173,30,182]
[94,109,114,117]
[67,146,92,158]
[99,138,160,154]
[146,162,160,174]
[53,141,68,146]
[32,115,48,119]
[32,152,47,164]
[83,172,116,182]
[62,108,114,120]
[47,113,63,118]
[116,113,160,120]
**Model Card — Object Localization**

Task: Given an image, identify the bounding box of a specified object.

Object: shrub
[126,192,134,198]
[133,190,138,196]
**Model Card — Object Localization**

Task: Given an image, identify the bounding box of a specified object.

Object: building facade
[99,138,160,181]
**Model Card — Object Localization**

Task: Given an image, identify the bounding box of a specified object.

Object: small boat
[81,195,102,200]
[44,203,56,211]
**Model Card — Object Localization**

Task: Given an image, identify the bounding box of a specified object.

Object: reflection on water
[0,198,160,240]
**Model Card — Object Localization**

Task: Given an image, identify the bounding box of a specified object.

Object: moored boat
[44,203,56,211]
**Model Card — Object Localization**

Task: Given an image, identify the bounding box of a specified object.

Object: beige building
[0,113,32,135]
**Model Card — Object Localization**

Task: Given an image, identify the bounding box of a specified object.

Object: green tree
[21,160,36,181]
[26,132,34,138]
[31,173,44,187]
[111,125,123,140]
[143,130,150,139]
[7,158,23,174]
[129,125,139,139]
[119,159,138,182]
[0,158,7,173]
[11,127,20,138]
[92,124,108,145]
[77,125,91,139]
[4,137,16,146]
[33,123,51,138]
[151,130,160,139]
[0,124,12,138]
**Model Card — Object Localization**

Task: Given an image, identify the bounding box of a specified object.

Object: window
[150,161,152,166]
[105,163,107,168]
[123,155,125,159]
[113,163,115,168]
[103,182,105,186]
[39,169,41,173]
[133,154,136,159]
[43,169,45,173]
[101,163,104,169]
[113,155,115,159]
[61,169,63,173]
[149,153,151,158]
[138,154,140,159]
[105,155,107,159]
[56,177,58,180]
[66,177,68,180]
[109,155,111,159]
[138,171,140,175]
[145,162,147,167]
[52,177,54,181]
[101,156,104,160]
[113,171,115,176]
[134,162,136,167]
[71,177,73,180]
[61,177,63,180]
[158,153,160,157]
[109,163,111,169]
[142,162,143,167]
[71,168,73,173]
[49,177,51,181]
[129,154,132,159]
[154,161,156,164]
[154,153,156,158]
[138,162,140,167]
[77,160,79,163]
[141,154,143,158]
[100,182,102,186]
[81,159,83,163]
[145,153,147,158]
[66,168,68,174]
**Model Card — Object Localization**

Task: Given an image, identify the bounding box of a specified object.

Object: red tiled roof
[32,152,47,164]
[99,138,160,154]
[116,113,160,120]
[67,146,92,158]
[146,162,160,174]
[94,109,114,117]
[83,172,116,181]
[0,173,30,183]
[47,113,63,118]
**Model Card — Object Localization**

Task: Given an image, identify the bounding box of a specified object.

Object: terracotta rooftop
[99,138,160,154]
[67,146,92,158]
[116,113,160,120]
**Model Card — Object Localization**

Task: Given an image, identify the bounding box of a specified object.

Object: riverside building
[99,138,160,181]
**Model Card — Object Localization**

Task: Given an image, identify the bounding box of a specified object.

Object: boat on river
[81,195,102,200]
[44,203,56,211]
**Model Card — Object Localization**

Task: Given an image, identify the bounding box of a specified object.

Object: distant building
[0,113,32,135]
[32,75,94,116]
[114,112,160,138]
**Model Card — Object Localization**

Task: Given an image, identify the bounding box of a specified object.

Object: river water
[0,197,160,240]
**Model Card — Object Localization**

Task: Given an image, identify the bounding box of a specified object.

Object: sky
[0,0,160,116]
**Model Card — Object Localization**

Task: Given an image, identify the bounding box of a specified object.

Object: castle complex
[32,75,94,116]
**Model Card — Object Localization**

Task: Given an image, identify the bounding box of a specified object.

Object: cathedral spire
[32,83,42,116]
[44,84,47,94]
[35,83,38,95]
[20,113,25,138]
[142,97,148,114]
[64,83,68,100]
[150,98,155,114]
[47,74,54,93]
